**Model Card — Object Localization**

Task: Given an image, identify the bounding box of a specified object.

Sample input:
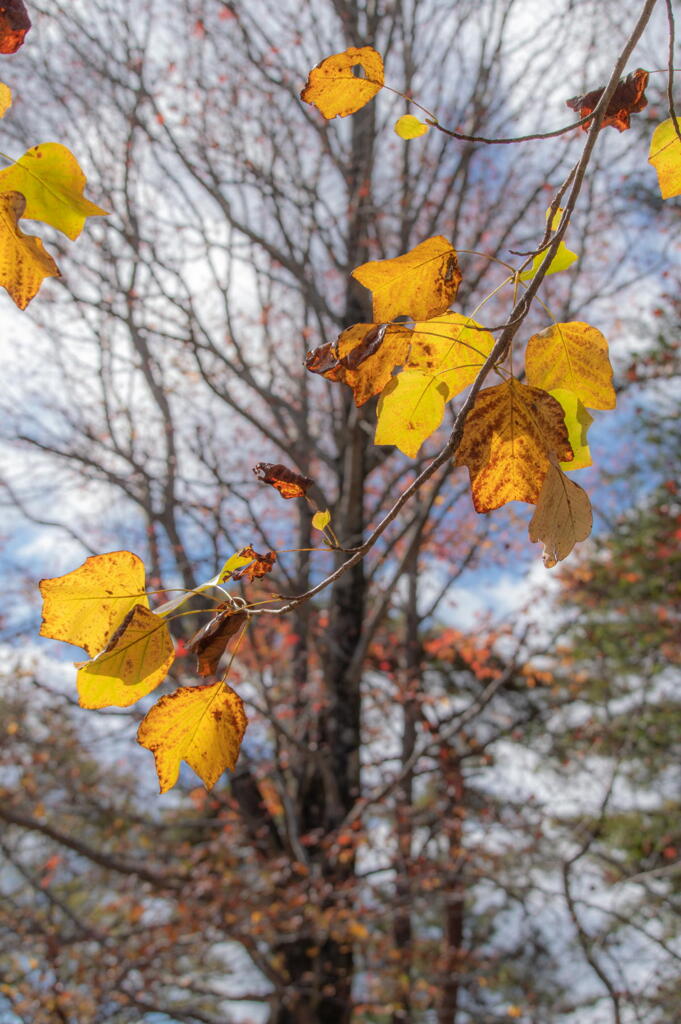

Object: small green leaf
[394,114,429,139]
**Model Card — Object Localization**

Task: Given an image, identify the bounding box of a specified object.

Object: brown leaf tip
[253,462,313,499]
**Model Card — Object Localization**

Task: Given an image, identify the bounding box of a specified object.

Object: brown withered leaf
[231,546,277,582]
[0,0,30,54]
[305,341,344,380]
[187,606,247,678]
[253,462,313,499]
[306,323,412,406]
[566,68,648,132]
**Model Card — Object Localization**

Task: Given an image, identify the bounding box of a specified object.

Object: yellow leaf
[0,191,60,309]
[525,321,615,410]
[550,388,593,471]
[375,371,448,457]
[312,509,331,531]
[408,313,495,398]
[352,235,461,322]
[300,46,383,119]
[0,143,108,240]
[336,322,411,405]
[529,460,592,567]
[648,118,681,199]
[519,206,577,281]
[455,379,573,512]
[217,548,256,584]
[394,114,429,139]
[40,550,149,657]
[76,605,174,709]
[0,83,11,118]
[137,682,247,793]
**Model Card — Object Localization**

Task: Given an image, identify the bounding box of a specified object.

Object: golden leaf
[0,191,60,309]
[312,509,331,531]
[525,321,615,410]
[76,605,174,709]
[137,682,248,793]
[455,379,573,512]
[550,388,593,471]
[394,114,429,139]
[352,235,461,322]
[0,143,108,240]
[301,46,384,119]
[375,371,448,457]
[40,550,149,657]
[529,460,593,567]
[648,118,681,199]
[0,83,11,118]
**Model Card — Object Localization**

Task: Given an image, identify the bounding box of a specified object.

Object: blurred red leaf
[0,0,31,54]
[566,68,648,132]
[253,462,312,499]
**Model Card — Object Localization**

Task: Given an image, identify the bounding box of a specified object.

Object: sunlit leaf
[0,191,60,309]
[550,388,593,470]
[648,118,681,199]
[217,549,257,585]
[518,206,577,282]
[231,546,276,582]
[566,68,648,132]
[301,46,384,119]
[0,144,108,240]
[525,321,615,410]
[312,509,331,531]
[352,235,461,322]
[253,462,312,499]
[394,114,429,139]
[375,371,448,457]
[76,605,175,709]
[0,83,11,117]
[40,550,149,657]
[307,322,411,406]
[0,0,30,54]
[137,681,247,793]
[455,379,573,512]
[529,460,593,567]
[187,607,247,678]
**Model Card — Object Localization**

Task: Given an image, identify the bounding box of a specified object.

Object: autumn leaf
[566,68,648,132]
[550,388,593,470]
[231,546,277,582]
[375,314,494,456]
[216,548,257,585]
[76,605,175,709]
[253,462,312,499]
[306,323,411,406]
[40,550,149,657]
[394,114,429,139]
[529,460,593,567]
[518,208,577,282]
[0,0,30,54]
[375,371,449,458]
[648,118,681,199]
[352,235,461,322]
[0,191,60,309]
[455,379,573,512]
[525,321,615,410]
[187,607,247,677]
[137,681,248,793]
[0,144,108,240]
[0,83,11,117]
[301,46,384,119]
[312,509,331,531]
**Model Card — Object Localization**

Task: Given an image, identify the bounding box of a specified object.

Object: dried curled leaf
[0,191,60,309]
[352,236,461,322]
[455,379,573,512]
[306,323,412,406]
[76,605,175,709]
[566,68,648,132]
[253,462,312,499]
[0,0,31,54]
[648,118,681,199]
[301,46,384,119]
[187,607,247,677]
[394,115,429,139]
[231,546,277,582]
[529,460,593,567]
[40,550,149,657]
[525,321,615,410]
[137,682,248,793]
[0,144,108,240]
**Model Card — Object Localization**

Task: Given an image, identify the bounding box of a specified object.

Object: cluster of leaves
[35,39,681,794]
